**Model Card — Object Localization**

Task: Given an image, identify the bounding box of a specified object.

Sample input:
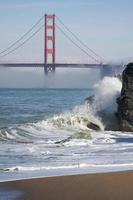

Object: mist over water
[1,77,133,182]
[0,68,99,88]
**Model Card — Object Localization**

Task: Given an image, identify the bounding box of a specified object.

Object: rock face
[117,63,133,131]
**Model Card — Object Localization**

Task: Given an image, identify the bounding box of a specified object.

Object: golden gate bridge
[0,14,122,76]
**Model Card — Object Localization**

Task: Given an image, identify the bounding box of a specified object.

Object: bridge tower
[44,14,55,74]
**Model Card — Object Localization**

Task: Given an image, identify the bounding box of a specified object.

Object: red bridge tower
[44,14,55,74]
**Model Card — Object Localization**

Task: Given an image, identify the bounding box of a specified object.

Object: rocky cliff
[117,63,133,131]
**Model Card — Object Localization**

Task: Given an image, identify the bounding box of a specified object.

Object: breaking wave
[92,76,122,130]
[93,76,122,113]
[0,77,122,142]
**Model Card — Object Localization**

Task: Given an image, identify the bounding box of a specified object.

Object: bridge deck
[0,63,112,68]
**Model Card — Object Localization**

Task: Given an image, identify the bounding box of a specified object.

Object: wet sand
[1,171,133,200]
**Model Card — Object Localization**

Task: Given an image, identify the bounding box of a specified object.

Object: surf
[0,77,122,143]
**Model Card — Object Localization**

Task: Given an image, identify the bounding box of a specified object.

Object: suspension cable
[0,25,44,58]
[0,15,44,55]
[56,24,100,63]
[56,16,105,62]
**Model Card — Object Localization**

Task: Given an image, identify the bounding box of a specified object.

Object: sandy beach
[1,171,133,200]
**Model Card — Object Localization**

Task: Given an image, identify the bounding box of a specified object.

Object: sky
[0,0,133,88]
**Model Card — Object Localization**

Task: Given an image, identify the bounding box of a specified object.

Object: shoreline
[1,167,133,183]
[1,165,133,183]
[1,170,133,200]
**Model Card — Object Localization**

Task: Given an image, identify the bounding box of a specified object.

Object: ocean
[1,77,133,182]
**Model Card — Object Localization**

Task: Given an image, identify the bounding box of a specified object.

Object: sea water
[1,77,133,182]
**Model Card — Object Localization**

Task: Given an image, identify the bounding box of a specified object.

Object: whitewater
[1,77,133,182]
